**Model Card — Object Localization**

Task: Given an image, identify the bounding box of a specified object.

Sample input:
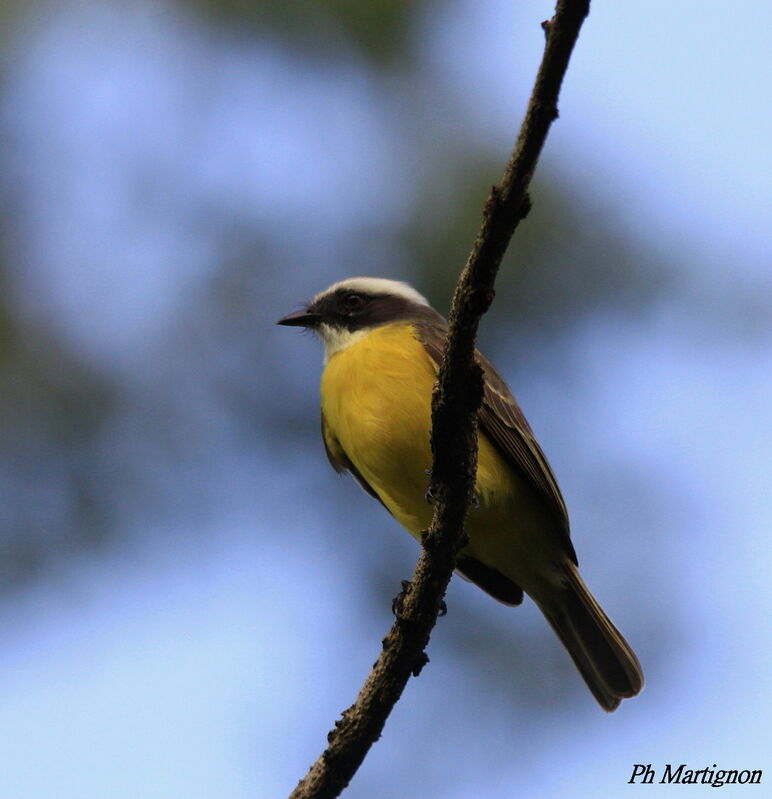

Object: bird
[277,276,643,711]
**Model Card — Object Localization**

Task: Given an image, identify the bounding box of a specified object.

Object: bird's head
[277,277,434,360]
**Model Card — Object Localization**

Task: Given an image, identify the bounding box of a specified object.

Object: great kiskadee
[278,276,643,711]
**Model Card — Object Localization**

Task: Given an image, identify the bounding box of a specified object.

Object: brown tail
[538,564,644,712]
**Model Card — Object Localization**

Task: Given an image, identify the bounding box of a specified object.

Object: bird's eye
[342,293,366,311]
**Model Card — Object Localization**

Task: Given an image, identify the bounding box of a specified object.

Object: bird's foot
[423,469,436,504]
[424,470,480,509]
[391,578,447,618]
[391,579,412,617]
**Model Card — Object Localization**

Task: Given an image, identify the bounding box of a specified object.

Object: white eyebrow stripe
[313,277,429,307]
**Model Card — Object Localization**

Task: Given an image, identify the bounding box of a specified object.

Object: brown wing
[321,411,388,507]
[412,315,577,566]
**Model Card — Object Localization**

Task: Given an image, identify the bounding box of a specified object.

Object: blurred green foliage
[407,156,672,339]
[190,0,432,60]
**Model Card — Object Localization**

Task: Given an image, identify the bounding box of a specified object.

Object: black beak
[276,308,321,328]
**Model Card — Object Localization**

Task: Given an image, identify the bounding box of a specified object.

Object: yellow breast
[321,323,435,532]
[319,322,526,544]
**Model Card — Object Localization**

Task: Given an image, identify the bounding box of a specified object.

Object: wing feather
[412,315,576,565]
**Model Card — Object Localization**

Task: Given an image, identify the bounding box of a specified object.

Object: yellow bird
[278,277,643,711]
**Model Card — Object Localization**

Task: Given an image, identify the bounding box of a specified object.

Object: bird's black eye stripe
[342,292,367,310]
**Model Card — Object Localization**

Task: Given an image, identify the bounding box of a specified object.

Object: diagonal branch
[288,3,590,798]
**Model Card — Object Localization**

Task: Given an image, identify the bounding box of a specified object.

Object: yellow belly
[320,322,558,594]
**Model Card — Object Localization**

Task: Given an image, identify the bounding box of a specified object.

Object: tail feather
[538,565,643,712]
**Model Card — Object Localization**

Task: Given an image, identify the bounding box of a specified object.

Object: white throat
[319,323,369,363]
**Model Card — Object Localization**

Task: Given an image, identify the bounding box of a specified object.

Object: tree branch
[288,3,590,797]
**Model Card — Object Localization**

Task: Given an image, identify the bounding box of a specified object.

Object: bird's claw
[391,579,412,617]
[423,469,436,504]
[424,470,479,509]
[391,579,448,619]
